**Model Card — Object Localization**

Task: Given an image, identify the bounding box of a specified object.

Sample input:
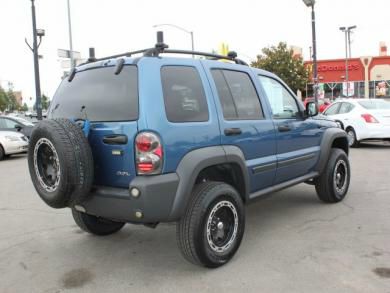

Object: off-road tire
[72,209,125,236]
[28,119,94,208]
[315,148,350,203]
[177,182,245,268]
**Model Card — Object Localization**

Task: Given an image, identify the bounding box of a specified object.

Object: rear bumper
[358,124,390,140]
[79,173,179,223]
[4,141,29,155]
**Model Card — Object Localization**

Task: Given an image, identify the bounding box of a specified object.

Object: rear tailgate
[50,64,139,188]
[370,109,390,125]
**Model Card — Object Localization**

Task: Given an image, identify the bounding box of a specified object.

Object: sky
[0,0,389,106]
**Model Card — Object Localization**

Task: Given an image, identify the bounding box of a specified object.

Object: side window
[161,66,209,122]
[3,118,18,128]
[0,118,5,128]
[211,69,263,120]
[339,102,354,114]
[258,76,299,119]
[324,103,341,115]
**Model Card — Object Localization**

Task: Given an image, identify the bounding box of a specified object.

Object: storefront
[305,56,390,100]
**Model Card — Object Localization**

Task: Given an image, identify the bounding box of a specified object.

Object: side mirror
[305,102,318,118]
[14,124,22,131]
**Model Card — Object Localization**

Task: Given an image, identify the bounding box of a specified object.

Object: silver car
[0,131,29,160]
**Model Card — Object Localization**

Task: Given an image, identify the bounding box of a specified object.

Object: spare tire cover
[28,118,94,208]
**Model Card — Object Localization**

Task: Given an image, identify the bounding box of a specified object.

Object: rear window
[358,100,390,110]
[161,66,209,122]
[50,65,138,122]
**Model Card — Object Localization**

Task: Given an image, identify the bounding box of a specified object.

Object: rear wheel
[177,182,245,268]
[346,127,360,148]
[72,209,125,236]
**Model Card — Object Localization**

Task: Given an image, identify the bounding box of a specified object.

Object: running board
[248,171,319,201]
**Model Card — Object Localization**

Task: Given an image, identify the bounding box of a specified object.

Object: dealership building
[304,43,390,100]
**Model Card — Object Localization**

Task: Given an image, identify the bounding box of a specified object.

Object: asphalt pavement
[0,143,389,293]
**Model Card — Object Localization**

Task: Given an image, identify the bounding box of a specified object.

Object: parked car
[27,33,350,268]
[0,115,34,138]
[0,131,29,160]
[323,99,390,147]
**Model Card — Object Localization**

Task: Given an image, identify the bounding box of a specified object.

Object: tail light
[361,114,379,123]
[135,132,163,175]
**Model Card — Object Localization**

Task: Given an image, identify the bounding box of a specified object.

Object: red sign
[318,64,359,72]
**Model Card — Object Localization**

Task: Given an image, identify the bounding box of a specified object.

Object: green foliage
[41,94,50,110]
[251,42,308,93]
[0,86,7,112]
[7,90,18,111]
[22,103,28,112]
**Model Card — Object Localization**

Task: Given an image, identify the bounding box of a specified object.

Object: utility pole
[303,0,318,110]
[340,26,357,98]
[67,0,75,68]
[30,0,43,120]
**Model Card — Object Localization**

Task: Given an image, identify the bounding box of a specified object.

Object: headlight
[5,135,22,142]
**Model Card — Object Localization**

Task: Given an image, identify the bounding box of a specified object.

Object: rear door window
[324,103,341,115]
[339,102,355,114]
[211,69,263,120]
[161,66,209,122]
[50,65,138,122]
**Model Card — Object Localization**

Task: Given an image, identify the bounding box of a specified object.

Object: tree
[251,42,308,94]
[41,94,50,110]
[0,86,7,112]
[6,90,18,112]
[22,103,28,112]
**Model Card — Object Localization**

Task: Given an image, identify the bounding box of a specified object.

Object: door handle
[103,134,128,145]
[224,128,242,136]
[278,125,291,132]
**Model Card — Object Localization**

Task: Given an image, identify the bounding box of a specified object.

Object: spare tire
[28,119,94,208]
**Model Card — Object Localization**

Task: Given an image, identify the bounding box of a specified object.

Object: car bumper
[4,141,29,155]
[358,124,390,140]
[79,173,179,223]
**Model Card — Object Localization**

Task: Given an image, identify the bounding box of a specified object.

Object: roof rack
[85,31,248,66]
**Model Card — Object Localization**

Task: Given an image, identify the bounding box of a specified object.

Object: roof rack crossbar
[86,48,155,63]
[162,49,248,66]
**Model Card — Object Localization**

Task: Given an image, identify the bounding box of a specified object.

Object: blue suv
[28,32,350,268]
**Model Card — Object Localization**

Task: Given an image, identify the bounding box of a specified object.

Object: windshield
[50,65,138,122]
[13,117,34,126]
[358,100,390,110]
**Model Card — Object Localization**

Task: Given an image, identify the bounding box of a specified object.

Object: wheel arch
[315,128,349,175]
[168,146,249,220]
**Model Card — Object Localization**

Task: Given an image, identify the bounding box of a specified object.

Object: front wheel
[315,148,350,203]
[177,182,245,268]
[72,209,125,236]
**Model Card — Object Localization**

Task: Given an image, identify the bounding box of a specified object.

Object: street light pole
[30,0,42,120]
[340,25,356,98]
[303,0,318,110]
[66,0,75,68]
[153,24,194,57]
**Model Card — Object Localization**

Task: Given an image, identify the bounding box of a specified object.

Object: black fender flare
[168,145,249,220]
[315,128,349,175]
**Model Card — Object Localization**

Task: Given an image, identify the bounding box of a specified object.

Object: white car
[0,131,29,160]
[323,99,390,147]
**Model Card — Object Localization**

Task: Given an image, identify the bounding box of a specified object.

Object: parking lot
[0,143,389,293]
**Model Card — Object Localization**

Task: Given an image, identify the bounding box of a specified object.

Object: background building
[304,43,390,100]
